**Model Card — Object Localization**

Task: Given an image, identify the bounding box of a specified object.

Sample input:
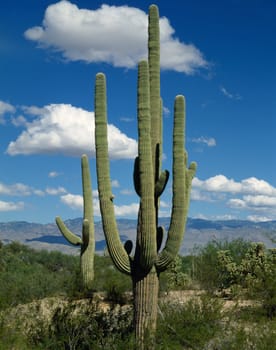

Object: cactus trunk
[133,267,159,350]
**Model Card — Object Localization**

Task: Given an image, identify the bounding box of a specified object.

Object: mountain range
[0,218,275,256]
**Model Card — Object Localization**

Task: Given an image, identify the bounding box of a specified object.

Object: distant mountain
[0,218,275,255]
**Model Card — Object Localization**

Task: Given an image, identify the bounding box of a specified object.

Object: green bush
[157,294,223,349]
[217,243,276,317]
[27,301,134,349]
[0,242,80,309]
[193,239,252,291]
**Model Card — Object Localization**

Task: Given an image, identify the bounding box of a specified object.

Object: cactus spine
[56,154,95,291]
[94,5,196,348]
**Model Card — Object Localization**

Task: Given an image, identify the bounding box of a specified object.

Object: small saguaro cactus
[94,5,196,348]
[56,154,95,291]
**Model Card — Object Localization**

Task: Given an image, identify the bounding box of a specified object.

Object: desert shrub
[0,242,80,309]
[27,301,134,349]
[93,255,132,301]
[217,243,276,317]
[209,322,276,350]
[160,255,192,292]
[157,294,223,349]
[193,239,252,291]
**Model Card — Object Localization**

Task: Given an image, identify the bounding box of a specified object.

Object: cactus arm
[149,5,161,180]
[124,240,133,255]
[81,155,92,221]
[55,216,83,245]
[135,60,157,270]
[157,226,164,252]
[81,218,90,249]
[156,95,196,271]
[133,156,141,196]
[155,170,169,197]
[94,73,131,275]
[81,154,95,255]
[134,159,169,199]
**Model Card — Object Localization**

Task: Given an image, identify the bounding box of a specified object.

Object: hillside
[0,218,275,255]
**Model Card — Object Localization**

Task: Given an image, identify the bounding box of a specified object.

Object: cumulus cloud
[0,200,24,212]
[0,182,34,196]
[60,193,83,210]
[193,175,276,221]
[114,203,139,216]
[24,1,208,74]
[191,136,216,147]
[229,195,276,209]
[11,115,28,127]
[0,181,68,198]
[60,192,139,217]
[247,215,272,223]
[193,175,241,193]
[6,103,137,159]
[0,101,15,115]
[0,100,16,123]
[193,175,276,196]
[45,186,67,195]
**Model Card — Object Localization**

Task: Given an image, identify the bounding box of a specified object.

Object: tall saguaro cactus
[56,154,95,291]
[94,5,196,348]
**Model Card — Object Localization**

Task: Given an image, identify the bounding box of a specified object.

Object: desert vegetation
[0,239,275,349]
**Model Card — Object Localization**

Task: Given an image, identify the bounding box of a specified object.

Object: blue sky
[0,0,275,224]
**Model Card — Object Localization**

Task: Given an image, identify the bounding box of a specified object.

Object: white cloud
[22,105,47,115]
[120,117,134,123]
[24,1,207,74]
[60,191,139,217]
[0,182,33,196]
[48,171,61,178]
[241,195,276,208]
[120,189,134,195]
[193,175,241,193]
[60,193,83,210]
[163,106,170,116]
[11,115,28,127]
[192,136,216,147]
[111,180,120,188]
[46,187,67,195]
[0,200,24,212]
[240,177,276,196]
[33,189,45,196]
[114,203,139,216]
[193,175,276,221]
[220,86,241,100]
[247,215,272,223]
[227,198,247,209]
[6,103,137,159]
[192,175,276,196]
[0,101,15,115]
[0,100,16,124]
[0,181,67,197]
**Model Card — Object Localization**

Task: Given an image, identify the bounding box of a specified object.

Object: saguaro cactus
[56,154,95,291]
[94,5,196,348]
